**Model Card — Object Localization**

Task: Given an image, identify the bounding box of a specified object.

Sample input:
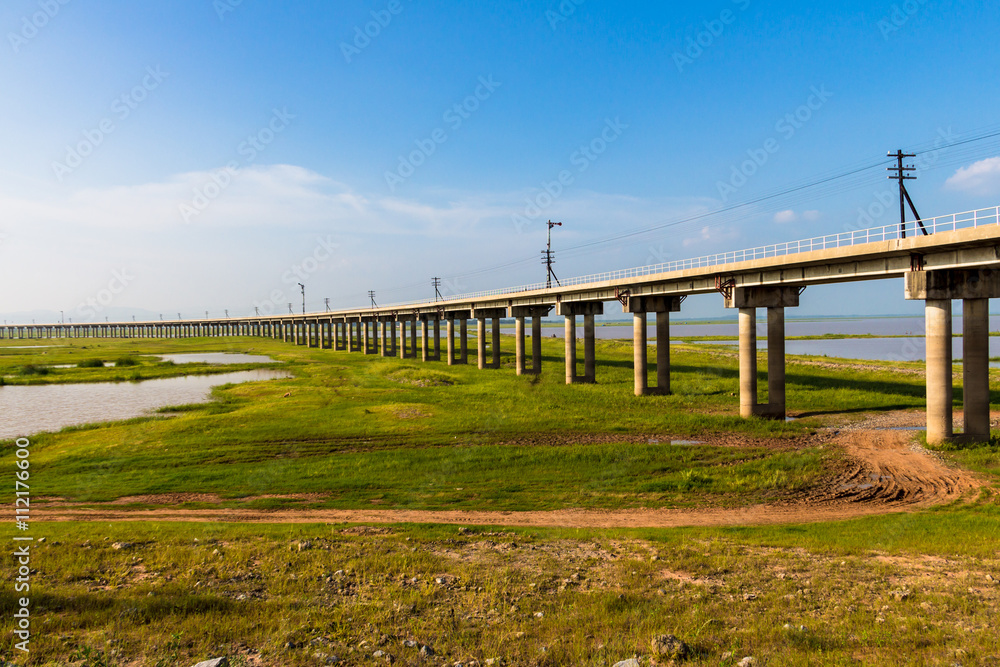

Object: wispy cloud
[944,157,1000,196]
[773,209,820,224]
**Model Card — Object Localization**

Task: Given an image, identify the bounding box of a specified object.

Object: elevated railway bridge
[7,205,1000,444]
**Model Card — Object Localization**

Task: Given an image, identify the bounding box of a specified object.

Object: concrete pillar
[421,318,430,362]
[926,299,953,444]
[656,311,670,395]
[739,308,758,418]
[492,318,501,368]
[391,320,398,356]
[380,320,388,357]
[447,318,456,366]
[363,321,371,355]
[477,318,487,369]
[633,312,647,396]
[565,315,577,384]
[531,315,542,374]
[515,316,526,375]
[410,320,417,358]
[583,313,596,383]
[767,307,786,417]
[433,318,441,361]
[963,298,990,442]
[398,321,407,359]
[460,318,468,364]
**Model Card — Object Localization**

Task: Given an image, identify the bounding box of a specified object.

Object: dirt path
[34,411,986,528]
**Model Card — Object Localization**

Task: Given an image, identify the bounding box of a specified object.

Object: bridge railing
[385,205,1000,308]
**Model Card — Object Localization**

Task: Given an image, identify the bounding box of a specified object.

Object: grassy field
[0,334,950,509]
[1,334,999,665]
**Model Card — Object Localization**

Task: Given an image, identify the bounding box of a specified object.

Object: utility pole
[432,277,443,302]
[225,309,229,319]
[324,298,331,312]
[288,303,293,314]
[368,291,377,308]
[178,313,182,321]
[60,310,64,324]
[888,150,926,238]
[255,307,260,317]
[298,282,305,314]
[542,220,562,288]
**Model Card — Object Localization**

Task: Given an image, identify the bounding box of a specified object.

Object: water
[689,337,1000,364]
[0,369,291,439]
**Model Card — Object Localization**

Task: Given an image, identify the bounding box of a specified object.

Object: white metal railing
[382,205,1000,308]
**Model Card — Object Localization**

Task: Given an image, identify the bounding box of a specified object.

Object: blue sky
[2,0,1000,323]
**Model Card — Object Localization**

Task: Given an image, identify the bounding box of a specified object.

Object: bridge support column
[477,318,486,369]
[380,319,388,357]
[492,317,501,368]
[460,318,468,364]
[421,317,430,362]
[410,320,418,358]
[906,269,1000,443]
[726,286,800,419]
[964,298,990,442]
[511,306,551,375]
[447,317,455,365]
[390,319,398,356]
[363,320,372,355]
[558,301,604,384]
[628,295,681,396]
[433,317,441,361]
[474,308,506,370]
[515,316,525,375]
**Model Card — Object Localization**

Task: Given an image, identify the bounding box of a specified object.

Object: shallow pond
[0,369,291,439]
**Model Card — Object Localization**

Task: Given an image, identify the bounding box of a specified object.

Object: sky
[2,0,1000,324]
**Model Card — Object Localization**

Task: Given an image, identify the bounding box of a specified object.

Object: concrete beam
[905,268,1000,300]
[556,301,605,316]
[726,286,801,309]
[625,295,681,314]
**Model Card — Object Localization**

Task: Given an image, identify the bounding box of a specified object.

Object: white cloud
[945,157,1000,196]
[773,209,820,224]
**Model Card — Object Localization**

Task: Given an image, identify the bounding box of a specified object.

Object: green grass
[3,333,996,510]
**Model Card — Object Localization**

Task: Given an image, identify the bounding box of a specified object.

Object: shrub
[115,356,138,367]
[77,359,105,368]
[19,365,50,376]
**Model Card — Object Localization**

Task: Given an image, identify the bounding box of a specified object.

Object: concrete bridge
[6,205,1000,444]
